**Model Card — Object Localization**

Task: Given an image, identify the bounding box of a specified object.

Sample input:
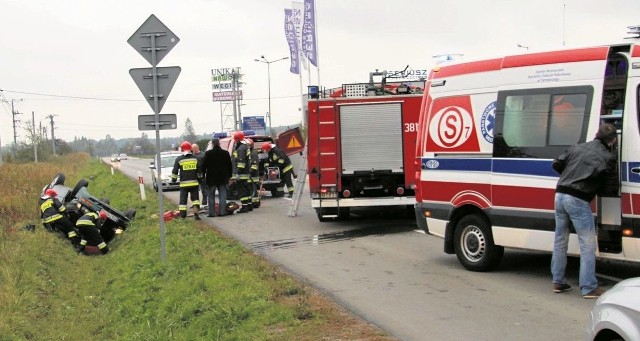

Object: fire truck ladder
[288,141,308,217]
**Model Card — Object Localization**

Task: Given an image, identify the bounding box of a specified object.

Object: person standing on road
[200,138,232,217]
[262,143,296,198]
[551,123,619,299]
[231,132,253,213]
[246,138,261,208]
[39,188,81,249]
[171,141,202,220]
[191,143,207,208]
[76,210,109,255]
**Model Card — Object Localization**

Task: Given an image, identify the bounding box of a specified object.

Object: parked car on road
[110,154,120,162]
[149,151,182,192]
[118,153,128,160]
[586,277,640,341]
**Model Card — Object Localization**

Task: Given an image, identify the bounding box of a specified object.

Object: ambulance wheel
[453,214,503,272]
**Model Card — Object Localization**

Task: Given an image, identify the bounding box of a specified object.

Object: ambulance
[414,43,640,271]
[307,76,423,221]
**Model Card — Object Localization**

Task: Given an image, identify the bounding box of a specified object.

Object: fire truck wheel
[337,207,350,220]
[453,214,504,272]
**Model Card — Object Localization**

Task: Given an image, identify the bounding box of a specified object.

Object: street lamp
[254,55,289,134]
[517,44,529,51]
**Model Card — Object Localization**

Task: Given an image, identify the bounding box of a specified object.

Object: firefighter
[231,132,252,213]
[77,210,109,255]
[171,141,202,220]
[262,143,296,198]
[39,188,81,248]
[246,138,261,209]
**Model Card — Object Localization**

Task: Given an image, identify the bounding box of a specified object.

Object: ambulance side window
[494,86,592,159]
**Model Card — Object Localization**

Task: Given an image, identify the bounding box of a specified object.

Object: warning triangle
[287,135,302,149]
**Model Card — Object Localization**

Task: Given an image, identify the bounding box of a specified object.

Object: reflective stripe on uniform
[179,180,199,187]
[98,242,107,249]
[43,214,62,223]
[240,196,251,201]
[179,205,187,211]
[68,231,77,238]
[283,164,293,173]
[80,239,87,246]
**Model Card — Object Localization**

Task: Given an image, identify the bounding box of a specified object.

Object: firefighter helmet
[261,143,273,152]
[45,188,57,197]
[180,141,192,152]
[233,131,245,142]
[99,210,107,220]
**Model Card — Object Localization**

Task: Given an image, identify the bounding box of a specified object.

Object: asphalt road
[111,157,639,341]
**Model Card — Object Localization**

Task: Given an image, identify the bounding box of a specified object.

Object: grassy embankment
[0,154,395,340]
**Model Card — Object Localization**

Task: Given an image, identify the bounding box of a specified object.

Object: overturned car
[41,172,136,243]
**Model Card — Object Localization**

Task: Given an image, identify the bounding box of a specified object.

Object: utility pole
[10,100,22,157]
[32,111,38,162]
[47,114,57,156]
[231,69,239,130]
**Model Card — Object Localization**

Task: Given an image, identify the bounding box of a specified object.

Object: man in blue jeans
[551,123,618,299]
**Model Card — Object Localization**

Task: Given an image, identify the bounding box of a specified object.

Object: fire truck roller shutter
[339,102,404,174]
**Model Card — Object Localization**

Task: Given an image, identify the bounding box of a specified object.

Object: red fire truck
[306,73,423,221]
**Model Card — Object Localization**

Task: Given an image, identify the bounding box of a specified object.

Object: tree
[181,118,197,143]
[134,132,154,155]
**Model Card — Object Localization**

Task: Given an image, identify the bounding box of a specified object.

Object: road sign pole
[129,14,180,263]
[149,33,167,263]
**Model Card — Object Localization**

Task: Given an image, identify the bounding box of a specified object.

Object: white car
[586,277,640,341]
[119,153,128,160]
[149,151,182,192]
[110,154,120,162]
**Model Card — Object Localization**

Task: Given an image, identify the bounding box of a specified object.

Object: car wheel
[453,214,504,272]
[67,179,89,202]
[50,172,66,187]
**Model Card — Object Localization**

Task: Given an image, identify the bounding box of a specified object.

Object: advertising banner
[302,0,317,66]
[284,8,300,74]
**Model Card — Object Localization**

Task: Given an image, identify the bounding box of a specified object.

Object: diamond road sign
[128,14,180,66]
[129,66,181,113]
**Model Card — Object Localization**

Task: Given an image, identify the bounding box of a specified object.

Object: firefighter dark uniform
[232,132,252,213]
[262,144,295,197]
[171,141,201,220]
[77,210,109,255]
[247,139,261,209]
[39,189,80,248]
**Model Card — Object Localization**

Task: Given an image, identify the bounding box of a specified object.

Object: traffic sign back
[128,14,180,66]
[129,66,181,113]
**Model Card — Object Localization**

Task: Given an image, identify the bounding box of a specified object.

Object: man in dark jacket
[200,138,233,217]
[171,141,202,220]
[551,123,618,299]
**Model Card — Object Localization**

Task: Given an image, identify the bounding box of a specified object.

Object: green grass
[0,155,394,341]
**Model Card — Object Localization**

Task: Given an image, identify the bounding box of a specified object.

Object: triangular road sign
[287,135,302,149]
[129,66,181,114]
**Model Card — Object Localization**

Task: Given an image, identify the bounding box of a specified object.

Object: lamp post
[517,44,529,51]
[254,55,288,134]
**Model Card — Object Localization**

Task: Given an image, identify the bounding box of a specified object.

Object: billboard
[242,116,266,135]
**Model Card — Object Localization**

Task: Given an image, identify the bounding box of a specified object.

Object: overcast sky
[1,0,639,145]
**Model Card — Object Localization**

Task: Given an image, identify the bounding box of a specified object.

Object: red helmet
[261,143,273,152]
[99,210,107,220]
[180,141,192,152]
[233,131,245,142]
[45,188,57,197]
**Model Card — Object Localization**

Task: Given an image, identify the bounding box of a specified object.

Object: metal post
[32,111,38,162]
[267,61,272,133]
[150,33,167,263]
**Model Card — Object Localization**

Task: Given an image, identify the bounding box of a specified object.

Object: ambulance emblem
[480,101,496,143]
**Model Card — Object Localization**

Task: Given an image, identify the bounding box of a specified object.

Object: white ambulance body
[414,44,640,271]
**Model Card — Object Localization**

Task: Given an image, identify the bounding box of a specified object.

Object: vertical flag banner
[302,0,317,66]
[284,9,300,74]
[291,2,307,70]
